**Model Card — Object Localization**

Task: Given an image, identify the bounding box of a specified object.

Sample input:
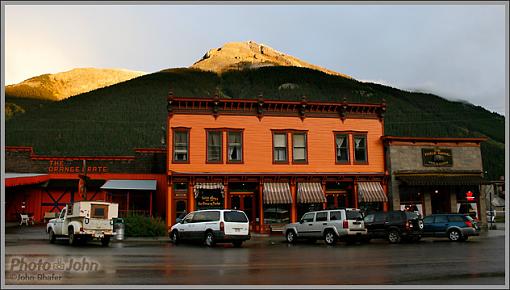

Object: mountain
[191,41,351,79]
[5,68,146,101]
[5,46,505,180]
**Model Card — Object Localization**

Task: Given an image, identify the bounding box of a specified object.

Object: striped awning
[358,182,388,203]
[263,183,293,204]
[297,182,327,203]
[194,183,224,198]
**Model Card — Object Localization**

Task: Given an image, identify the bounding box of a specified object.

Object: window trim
[272,131,289,164]
[291,131,308,164]
[205,129,223,164]
[226,129,244,164]
[353,133,369,165]
[172,127,190,164]
[334,132,351,165]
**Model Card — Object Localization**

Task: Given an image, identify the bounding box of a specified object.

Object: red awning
[5,173,50,187]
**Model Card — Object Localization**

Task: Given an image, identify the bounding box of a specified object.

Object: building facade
[382,136,488,226]
[5,146,167,223]
[166,96,389,233]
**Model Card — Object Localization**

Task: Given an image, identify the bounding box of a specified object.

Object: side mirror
[299,220,304,224]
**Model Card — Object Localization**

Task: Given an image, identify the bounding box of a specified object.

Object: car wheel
[232,241,243,248]
[101,236,110,247]
[448,229,461,242]
[68,231,77,246]
[48,229,56,244]
[171,230,180,245]
[324,230,337,246]
[387,230,401,244]
[205,231,215,247]
[286,230,296,244]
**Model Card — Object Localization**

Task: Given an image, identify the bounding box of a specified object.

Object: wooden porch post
[126,191,130,215]
[166,180,173,227]
[383,182,389,211]
[322,180,327,210]
[291,178,297,223]
[259,181,264,233]
[188,181,195,212]
[150,191,153,217]
[353,179,359,209]
[224,182,229,209]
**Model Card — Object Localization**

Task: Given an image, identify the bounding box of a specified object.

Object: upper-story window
[173,129,189,163]
[207,130,223,163]
[273,132,288,163]
[335,134,349,163]
[292,132,307,163]
[354,134,367,163]
[227,131,243,163]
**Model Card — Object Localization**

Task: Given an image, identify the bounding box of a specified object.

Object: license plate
[94,232,104,238]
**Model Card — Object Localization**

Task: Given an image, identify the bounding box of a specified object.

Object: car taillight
[220,221,224,233]
[343,220,348,228]
[465,220,473,228]
[80,227,83,232]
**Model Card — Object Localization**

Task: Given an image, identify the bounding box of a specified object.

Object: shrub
[123,214,167,237]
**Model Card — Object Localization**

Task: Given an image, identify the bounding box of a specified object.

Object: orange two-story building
[166,95,389,233]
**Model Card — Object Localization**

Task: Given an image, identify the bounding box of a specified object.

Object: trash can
[113,218,125,241]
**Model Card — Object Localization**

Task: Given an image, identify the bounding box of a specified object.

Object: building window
[273,133,288,163]
[227,131,243,163]
[335,134,349,163]
[292,132,307,163]
[207,130,223,163]
[354,134,367,163]
[173,129,189,163]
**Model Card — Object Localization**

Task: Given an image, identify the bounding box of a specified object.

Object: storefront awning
[358,182,388,203]
[194,183,224,198]
[297,182,326,203]
[100,180,157,191]
[397,175,483,186]
[263,183,293,204]
[5,173,50,187]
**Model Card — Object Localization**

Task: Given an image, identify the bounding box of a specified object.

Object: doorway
[230,195,256,223]
[430,189,451,214]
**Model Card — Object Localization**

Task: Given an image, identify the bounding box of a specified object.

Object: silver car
[283,208,367,245]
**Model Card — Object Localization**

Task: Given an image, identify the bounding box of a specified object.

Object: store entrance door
[230,195,256,225]
[430,190,451,214]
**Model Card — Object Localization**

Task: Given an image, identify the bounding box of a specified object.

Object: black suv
[363,211,424,243]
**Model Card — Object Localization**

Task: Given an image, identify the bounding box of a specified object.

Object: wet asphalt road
[4,227,507,286]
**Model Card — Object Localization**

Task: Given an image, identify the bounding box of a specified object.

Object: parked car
[46,201,119,246]
[363,210,424,244]
[422,213,480,242]
[283,208,367,245]
[169,209,251,247]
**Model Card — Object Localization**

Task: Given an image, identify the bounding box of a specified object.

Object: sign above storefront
[422,148,453,167]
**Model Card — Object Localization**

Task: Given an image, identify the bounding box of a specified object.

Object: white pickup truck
[46,201,119,246]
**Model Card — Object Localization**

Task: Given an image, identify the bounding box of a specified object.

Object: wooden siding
[168,115,384,174]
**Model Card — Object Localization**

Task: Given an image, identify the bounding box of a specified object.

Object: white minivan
[169,209,251,247]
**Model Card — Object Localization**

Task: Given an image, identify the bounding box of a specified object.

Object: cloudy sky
[4,3,507,115]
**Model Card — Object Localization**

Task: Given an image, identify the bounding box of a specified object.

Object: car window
[301,213,315,223]
[59,209,66,219]
[346,210,362,220]
[192,212,206,223]
[224,211,248,222]
[204,211,221,222]
[329,211,342,221]
[448,215,464,222]
[374,213,386,222]
[316,212,327,222]
[364,214,374,223]
[434,215,448,223]
[405,212,419,220]
[423,216,434,224]
[183,213,194,223]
